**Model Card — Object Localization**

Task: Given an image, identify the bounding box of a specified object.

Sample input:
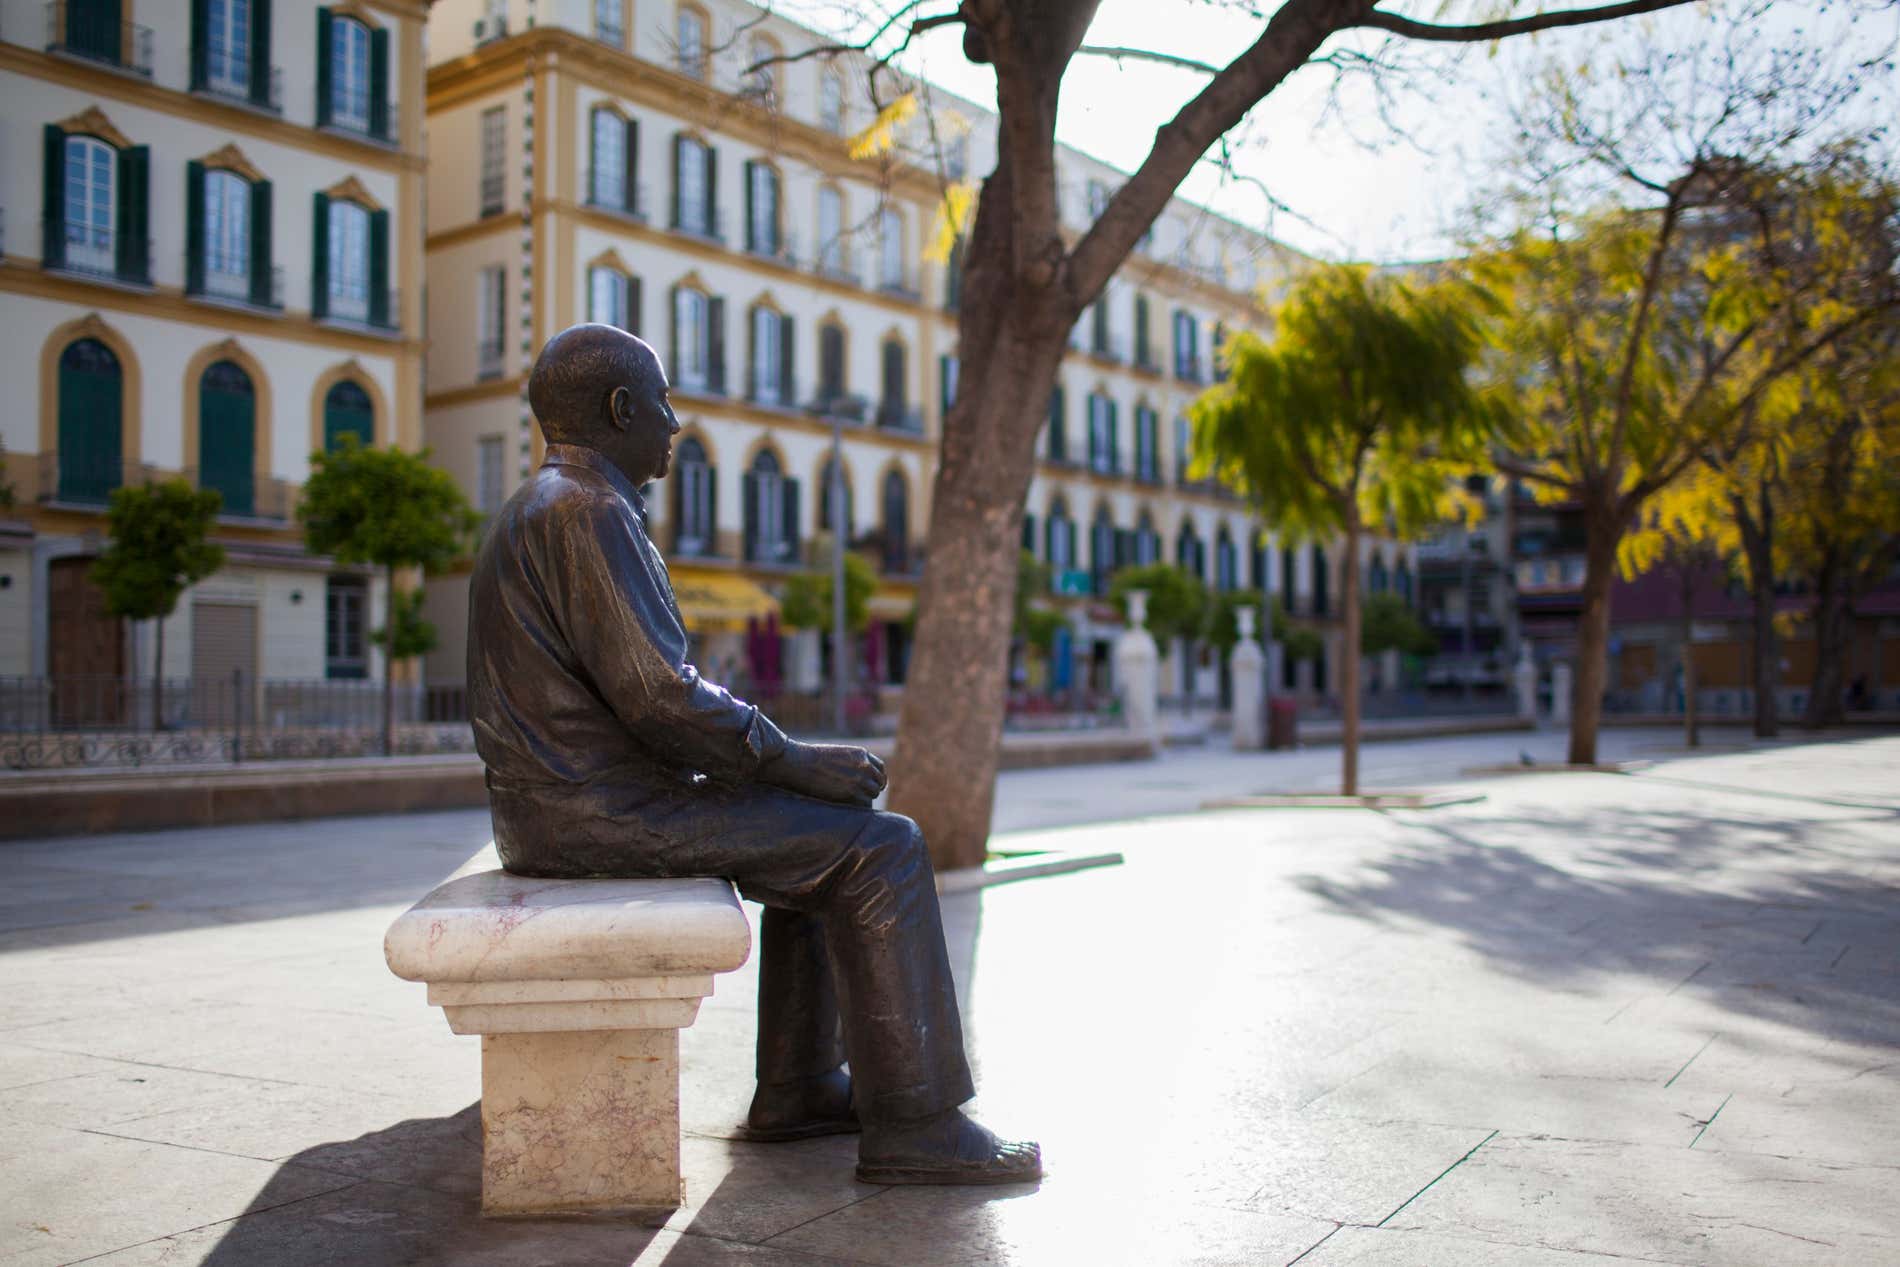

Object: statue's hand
[763,742,887,807]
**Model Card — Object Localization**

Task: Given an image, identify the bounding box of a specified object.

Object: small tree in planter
[300,439,478,755]
[91,480,225,729]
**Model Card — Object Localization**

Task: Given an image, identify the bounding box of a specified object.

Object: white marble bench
[383,844,752,1217]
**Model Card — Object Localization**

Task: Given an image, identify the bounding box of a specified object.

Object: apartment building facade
[0,0,428,702]
[422,0,1416,708]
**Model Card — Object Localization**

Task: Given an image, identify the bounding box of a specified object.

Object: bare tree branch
[1359,0,1698,44]
[1075,44,1220,75]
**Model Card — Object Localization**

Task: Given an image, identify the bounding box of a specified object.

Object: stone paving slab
[1,729,1897,1265]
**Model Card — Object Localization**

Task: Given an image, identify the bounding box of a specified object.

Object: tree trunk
[383,564,397,756]
[1677,559,1698,749]
[1802,548,1850,729]
[1568,506,1620,766]
[1735,486,1778,738]
[1339,522,1361,796]
[152,616,165,733]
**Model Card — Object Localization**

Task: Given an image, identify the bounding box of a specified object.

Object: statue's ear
[607,385,634,431]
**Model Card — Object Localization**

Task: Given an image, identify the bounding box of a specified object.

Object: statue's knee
[862,812,928,874]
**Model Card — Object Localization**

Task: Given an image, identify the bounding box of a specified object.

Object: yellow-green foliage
[1191,263,1506,540]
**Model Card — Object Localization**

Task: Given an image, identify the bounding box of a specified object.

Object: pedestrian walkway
[1,730,1895,1264]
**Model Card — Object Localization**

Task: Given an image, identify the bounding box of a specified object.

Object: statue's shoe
[738,1070,860,1142]
[857,1111,1042,1186]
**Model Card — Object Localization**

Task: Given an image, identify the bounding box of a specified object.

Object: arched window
[1311,544,1330,616]
[323,379,374,451]
[325,14,375,133]
[199,360,255,516]
[818,456,852,538]
[743,33,780,101]
[749,303,792,406]
[1177,520,1205,581]
[1090,506,1118,595]
[1368,554,1389,594]
[589,266,638,332]
[882,470,910,573]
[743,449,798,563]
[57,338,123,504]
[670,284,723,393]
[676,4,708,78]
[877,337,910,429]
[1215,525,1238,592]
[589,107,637,213]
[1135,512,1160,566]
[878,207,905,291]
[1046,499,1076,574]
[817,185,845,276]
[1087,391,1119,475]
[326,200,371,323]
[817,322,847,407]
[200,168,253,300]
[671,437,714,556]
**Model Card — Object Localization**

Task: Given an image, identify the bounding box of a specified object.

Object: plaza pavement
[1,726,1896,1265]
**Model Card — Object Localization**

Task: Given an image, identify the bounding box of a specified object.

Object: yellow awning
[671,568,779,632]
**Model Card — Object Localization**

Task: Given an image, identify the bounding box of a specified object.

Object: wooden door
[49,558,123,724]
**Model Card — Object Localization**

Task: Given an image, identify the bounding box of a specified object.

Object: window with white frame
[675,136,711,235]
[878,206,903,290]
[480,106,506,216]
[750,305,784,404]
[63,136,115,273]
[1087,392,1115,475]
[1086,179,1110,220]
[589,267,630,330]
[673,438,713,554]
[477,265,505,377]
[327,200,370,322]
[677,6,706,78]
[817,185,844,274]
[674,287,710,391]
[1047,502,1074,572]
[1135,514,1160,565]
[477,434,505,515]
[592,109,628,210]
[202,169,251,300]
[746,161,779,255]
[206,0,252,97]
[747,450,791,563]
[819,72,844,133]
[330,16,371,132]
[594,0,624,45]
[744,35,777,99]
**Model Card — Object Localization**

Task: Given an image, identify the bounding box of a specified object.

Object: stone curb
[936,849,1125,895]
[1201,790,1488,811]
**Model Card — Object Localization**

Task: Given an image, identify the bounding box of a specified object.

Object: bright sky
[778,0,1898,264]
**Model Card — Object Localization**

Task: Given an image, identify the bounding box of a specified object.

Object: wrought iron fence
[0,674,474,770]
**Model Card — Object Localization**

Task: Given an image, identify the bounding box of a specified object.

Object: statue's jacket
[467,442,790,872]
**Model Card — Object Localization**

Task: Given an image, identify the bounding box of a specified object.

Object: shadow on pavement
[1294,802,1900,1047]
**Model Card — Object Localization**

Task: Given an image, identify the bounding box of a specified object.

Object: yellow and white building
[0,0,427,697]
[421,0,1416,707]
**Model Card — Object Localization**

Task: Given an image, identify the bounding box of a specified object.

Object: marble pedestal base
[481,1029,681,1216]
[385,844,753,1218]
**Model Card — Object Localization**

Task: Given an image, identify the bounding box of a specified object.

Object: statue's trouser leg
[756,907,845,1084]
[493,782,978,1126]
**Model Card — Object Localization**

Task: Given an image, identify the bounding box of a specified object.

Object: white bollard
[1515,643,1538,721]
[1114,589,1161,752]
[1231,606,1266,750]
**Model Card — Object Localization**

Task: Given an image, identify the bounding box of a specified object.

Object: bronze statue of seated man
[466,323,1039,1186]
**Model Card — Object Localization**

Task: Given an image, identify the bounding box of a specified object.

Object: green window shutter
[741,470,758,560]
[627,275,642,337]
[669,134,682,229]
[248,178,273,307]
[41,125,66,270]
[249,0,273,108]
[1109,400,1121,472]
[369,25,390,139]
[743,159,756,252]
[622,117,639,216]
[367,208,390,327]
[1048,385,1065,461]
[315,9,333,127]
[778,314,794,406]
[185,160,206,295]
[781,478,800,558]
[116,145,150,283]
[706,296,726,394]
[200,365,256,517]
[706,145,719,238]
[745,303,757,399]
[767,169,781,254]
[310,191,329,319]
[1021,512,1036,554]
[190,0,210,89]
[705,467,719,555]
[668,284,680,372]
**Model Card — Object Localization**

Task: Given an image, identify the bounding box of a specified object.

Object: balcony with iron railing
[812,250,863,288]
[807,391,868,424]
[667,204,725,245]
[480,171,506,219]
[194,60,282,114]
[746,374,801,413]
[35,452,154,508]
[477,338,505,381]
[179,467,294,522]
[875,401,925,434]
[46,2,152,76]
[1132,342,1164,376]
[875,269,922,303]
[1087,333,1127,366]
[585,171,646,222]
[318,90,400,147]
[186,252,284,311]
[43,218,151,287]
[317,285,402,334]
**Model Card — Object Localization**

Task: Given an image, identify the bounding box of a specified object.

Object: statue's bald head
[528,324,664,445]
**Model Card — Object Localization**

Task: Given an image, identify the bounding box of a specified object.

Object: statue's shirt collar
[544,443,648,520]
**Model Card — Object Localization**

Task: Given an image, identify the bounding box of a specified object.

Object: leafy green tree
[1192,264,1499,794]
[300,439,479,754]
[91,480,226,729]
[1270,598,1325,666]
[781,550,877,634]
[1360,591,1437,659]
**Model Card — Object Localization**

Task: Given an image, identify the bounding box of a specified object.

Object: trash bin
[1267,697,1298,750]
